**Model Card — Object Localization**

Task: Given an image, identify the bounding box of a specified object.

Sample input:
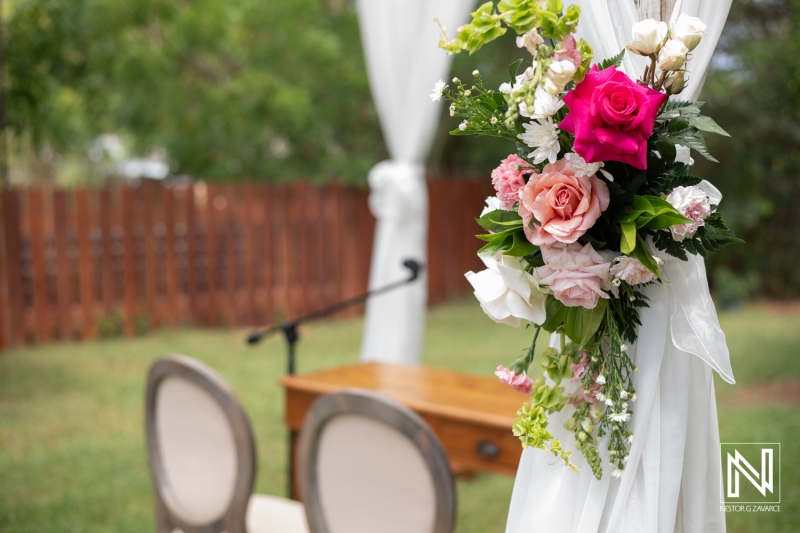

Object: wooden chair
[297,389,456,533]
[145,355,309,533]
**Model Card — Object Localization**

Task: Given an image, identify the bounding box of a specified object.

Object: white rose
[628,19,668,56]
[516,29,544,56]
[671,13,707,51]
[657,39,689,71]
[465,253,547,327]
[666,185,712,241]
[544,60,577,94]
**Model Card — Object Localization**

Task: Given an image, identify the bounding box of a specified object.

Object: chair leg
[154,497,173,533]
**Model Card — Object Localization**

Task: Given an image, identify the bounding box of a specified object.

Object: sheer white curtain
[355,0,474,364]
[506,2,734,532]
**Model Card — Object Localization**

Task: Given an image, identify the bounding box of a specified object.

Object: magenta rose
[535,242,612,309]
[491,154,535,209]
[559,65,667,169]
[518,159,609,245]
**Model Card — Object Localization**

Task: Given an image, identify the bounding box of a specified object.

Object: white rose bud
[671,13,707,51]
[544,60,577,94]
[657,39,689,71]
[628,19,668,56]
[664,70,686,94]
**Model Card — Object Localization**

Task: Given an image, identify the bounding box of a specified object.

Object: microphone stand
[246,258,423,498]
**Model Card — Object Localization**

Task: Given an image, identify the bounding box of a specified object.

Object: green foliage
[598,49,625,71]
[6,0,384,183]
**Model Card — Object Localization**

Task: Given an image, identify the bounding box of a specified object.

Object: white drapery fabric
[356,1,474,364]
[505,1,734,532]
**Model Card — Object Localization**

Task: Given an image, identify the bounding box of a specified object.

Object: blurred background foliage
[4,0,799,298]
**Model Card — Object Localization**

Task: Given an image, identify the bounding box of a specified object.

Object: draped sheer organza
[505,1,734,532]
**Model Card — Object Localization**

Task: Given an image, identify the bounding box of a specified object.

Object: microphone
[403,259,423,281]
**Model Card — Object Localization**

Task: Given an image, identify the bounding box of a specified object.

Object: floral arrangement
[433,0,740,479]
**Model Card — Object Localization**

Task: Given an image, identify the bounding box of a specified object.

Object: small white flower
[521,86,564,120]
[612,278,622,287]
[657,39,689,71]
[675,144,695,166]
[449,104,455,117]
[605,398,615,407]
[591,356,598,363]
[452,77,460,83]
[611,467,625,479]
[620,344,628,352]
[620,390,629,400]
[623,454,629,464]
[480,196,504,217]
[596,375,606,385]
[622,402,629,409]
[633,366,639,373]
[464,89,472,97]
[458,121,468,131]
[563,152,613,181]
[631,393,638,402]
[671,13,707,51]
[491,116,498,125]
[595,391,607,402]
[472,69,480,76]
[429,79,447,102]
[498,82,513,94]
[517,119,560,164]
[627,434,634,444]
[610,409,631,422]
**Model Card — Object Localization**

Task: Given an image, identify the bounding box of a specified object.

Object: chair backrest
[297,389,456,533]
[145,355,256,533]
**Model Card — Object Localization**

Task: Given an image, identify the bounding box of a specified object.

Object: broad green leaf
[541,295,566,332]
[475,225,520,242]
[577,298,607,348]
[620,221,637,254]
[631,235,661,278]
[689,115,730,137]
[505,231,538,257]
[477,209,523,233]
[563,306,581,343]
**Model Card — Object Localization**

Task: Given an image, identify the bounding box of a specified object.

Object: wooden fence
[0,179,493,350]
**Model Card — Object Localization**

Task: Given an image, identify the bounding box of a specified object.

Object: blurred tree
[696,0,800,299]
[6,0,385,183]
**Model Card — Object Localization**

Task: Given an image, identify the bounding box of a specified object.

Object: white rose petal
[465,253,548,327]
[480,196,505,217]
[657,39,689,72]
[671,13,707,51]
[628,19,668,56]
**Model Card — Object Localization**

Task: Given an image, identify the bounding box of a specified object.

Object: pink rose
[495,365,533,394]
[536,243,612,309]
[553,35,582,70]
[491,155,535,209]
[518,159,609,245]
[559,65,667,169]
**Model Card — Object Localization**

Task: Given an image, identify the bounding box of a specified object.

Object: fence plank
[164,187,178,327]
[186,185,198,325]
[2,191,23,346]
[27,189,50,342]
[75,189,96,340]
[99,188,114,313]
[121,187,137,336]
[243,183,256,326]
[53,190,72,340]
[206,183,219,327]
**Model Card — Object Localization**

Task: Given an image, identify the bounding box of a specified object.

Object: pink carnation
[491,155,535,209]
[610,255,663,285]
[518,159,609,245]
[536,243,612,309]
[494,365,534,394]
[560,65,667,169]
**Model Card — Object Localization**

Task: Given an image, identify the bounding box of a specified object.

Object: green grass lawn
[1,298,798,532]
